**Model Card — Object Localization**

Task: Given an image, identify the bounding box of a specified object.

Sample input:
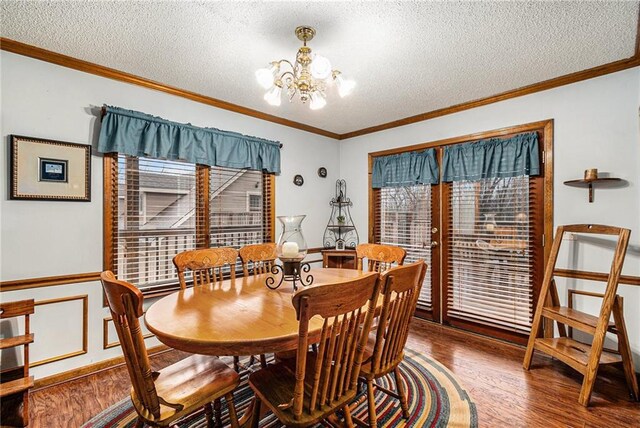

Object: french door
[370,122,551,344]
[374,184,441,321]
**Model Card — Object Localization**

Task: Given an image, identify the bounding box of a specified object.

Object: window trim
[368,120,554,341]
[103,154,275,295]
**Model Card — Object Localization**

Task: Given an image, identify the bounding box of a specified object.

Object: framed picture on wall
[10,135,91,201]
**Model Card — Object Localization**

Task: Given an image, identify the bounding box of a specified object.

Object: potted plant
[336,215,346,225]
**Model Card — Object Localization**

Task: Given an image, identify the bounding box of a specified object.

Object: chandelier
[255,26,355,110]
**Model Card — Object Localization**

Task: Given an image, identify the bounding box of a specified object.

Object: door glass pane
[379,185,433,310]
[447,176,533,333]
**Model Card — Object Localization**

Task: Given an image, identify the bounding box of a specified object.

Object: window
[248,193,262,212]
[104,154,274,292]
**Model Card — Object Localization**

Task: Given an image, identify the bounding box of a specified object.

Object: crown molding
[2,37,639,141]
[339,55,640,140]
[0,38,340,140]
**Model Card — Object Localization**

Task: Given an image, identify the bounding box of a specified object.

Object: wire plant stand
[323,179,359,249]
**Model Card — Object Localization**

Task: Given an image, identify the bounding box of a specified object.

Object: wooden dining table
[145,267,370,357]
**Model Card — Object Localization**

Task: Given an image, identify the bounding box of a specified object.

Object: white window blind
[378,185,433,310]
[208,167,269,275]
[447,175,533,334]
[209,166,268,245]
[116,155,196,290]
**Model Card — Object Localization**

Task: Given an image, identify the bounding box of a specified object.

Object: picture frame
[10,135,91,201]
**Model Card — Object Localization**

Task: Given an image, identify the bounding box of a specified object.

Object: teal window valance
[442,132,539,182]
[372,149,439,188]
[97,106,281,174]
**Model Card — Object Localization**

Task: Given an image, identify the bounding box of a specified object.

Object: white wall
[2,50,639,379]
[0,51,339,378]
[339,67,640,368]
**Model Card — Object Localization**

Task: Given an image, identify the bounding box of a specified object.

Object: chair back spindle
[173,248,238,288]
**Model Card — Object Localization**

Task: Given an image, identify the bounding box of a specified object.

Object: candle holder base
[265,260,313,291]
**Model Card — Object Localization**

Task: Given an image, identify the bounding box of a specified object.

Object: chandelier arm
[277,59,295,71]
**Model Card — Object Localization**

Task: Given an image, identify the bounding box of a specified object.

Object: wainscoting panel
[31,295,88,367]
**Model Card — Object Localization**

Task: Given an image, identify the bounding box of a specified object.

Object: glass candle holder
[276,215,308,261]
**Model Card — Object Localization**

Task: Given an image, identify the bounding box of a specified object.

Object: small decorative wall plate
[293,174,304,186]
[317,167,327,178]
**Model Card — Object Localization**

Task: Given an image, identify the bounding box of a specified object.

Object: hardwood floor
[29,319,639,427]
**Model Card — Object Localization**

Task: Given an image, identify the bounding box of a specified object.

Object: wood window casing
[103,154,275,294]
[369,120,553,344]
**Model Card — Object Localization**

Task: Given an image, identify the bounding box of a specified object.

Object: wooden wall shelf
[563,178,623,203]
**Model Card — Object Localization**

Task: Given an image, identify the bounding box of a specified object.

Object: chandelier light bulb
[264,85,282,106]
[309,92,327,110]
[335,73,356,98]
[256,65,276,90]
[310,54,332,80]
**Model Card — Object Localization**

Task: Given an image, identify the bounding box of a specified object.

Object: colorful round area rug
[82,348,477,428]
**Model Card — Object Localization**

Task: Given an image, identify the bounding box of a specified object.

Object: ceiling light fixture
[256,26,355,109]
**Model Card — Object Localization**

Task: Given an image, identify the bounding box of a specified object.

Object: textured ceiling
[1,1,638,135]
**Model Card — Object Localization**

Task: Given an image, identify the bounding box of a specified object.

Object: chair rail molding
[0,272,101,292]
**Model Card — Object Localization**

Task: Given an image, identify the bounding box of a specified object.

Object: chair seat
[249,352,358,428]
[132,354,240,425]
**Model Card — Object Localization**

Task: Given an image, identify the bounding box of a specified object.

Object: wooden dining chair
[353,261,426,427]
[173,247,239,289]
[239,243,278,368]
[100,271,240,428]
[173,247,249,372]
[248,272,381,428]
[239,243,277,277]
[356,243,407,272]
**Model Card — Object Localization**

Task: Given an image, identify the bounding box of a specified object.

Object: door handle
[431,241,438,248]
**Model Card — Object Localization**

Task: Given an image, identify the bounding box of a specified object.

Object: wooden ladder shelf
[523,224,639,407]
[0,299,35,427]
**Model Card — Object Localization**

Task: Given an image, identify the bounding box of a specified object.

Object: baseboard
[33,344,170,390]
